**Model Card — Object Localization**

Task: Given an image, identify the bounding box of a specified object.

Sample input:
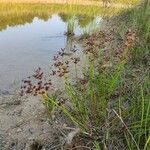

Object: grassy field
[0,0,140,5]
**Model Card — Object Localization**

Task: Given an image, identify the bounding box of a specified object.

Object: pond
[0,3,121,91]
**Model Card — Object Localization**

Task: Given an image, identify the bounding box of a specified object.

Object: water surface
[0,5,102,90]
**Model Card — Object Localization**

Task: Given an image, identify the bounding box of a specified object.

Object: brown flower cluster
[115,29,136,61]
[20,46,81,96]
[50,47,80,78]
[85,31,113,56]
[50,48,70,78]
[20,67,52,96]
[70,57,80,64]
[124,29,136,49]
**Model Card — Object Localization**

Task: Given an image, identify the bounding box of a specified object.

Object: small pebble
[17,128,22,133]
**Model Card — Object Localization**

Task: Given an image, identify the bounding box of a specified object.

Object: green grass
[0,0,140,5]
[47,0,149,148]
[91,0,139,5]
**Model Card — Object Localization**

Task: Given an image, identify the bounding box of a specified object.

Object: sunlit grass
[0,0,140,5]
[0,3,123,31]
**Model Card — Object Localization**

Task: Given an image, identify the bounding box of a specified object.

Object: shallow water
[0,11,101,91]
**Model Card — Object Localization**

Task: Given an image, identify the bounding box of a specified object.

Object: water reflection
[0,3,121,32]
[77,15,95,28]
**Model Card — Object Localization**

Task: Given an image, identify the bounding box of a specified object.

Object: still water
[0,12,101,91]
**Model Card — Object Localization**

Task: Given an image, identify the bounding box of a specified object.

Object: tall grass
[128,0,150,64]
[0,0,140,5]
[55,0,149,148]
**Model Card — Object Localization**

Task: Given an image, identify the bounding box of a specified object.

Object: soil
[0,93,58,150]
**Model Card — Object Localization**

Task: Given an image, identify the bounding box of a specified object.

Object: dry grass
[0,0,139,7]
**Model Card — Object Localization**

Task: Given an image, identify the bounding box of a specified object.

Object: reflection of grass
[0,3,123,31]
[77,15,95,28]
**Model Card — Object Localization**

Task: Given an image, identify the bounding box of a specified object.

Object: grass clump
[20,0,150,149]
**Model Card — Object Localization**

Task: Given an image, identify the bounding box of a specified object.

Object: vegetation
[0,0,140,5]
[19,0,150,149]
[0,3,123,31]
